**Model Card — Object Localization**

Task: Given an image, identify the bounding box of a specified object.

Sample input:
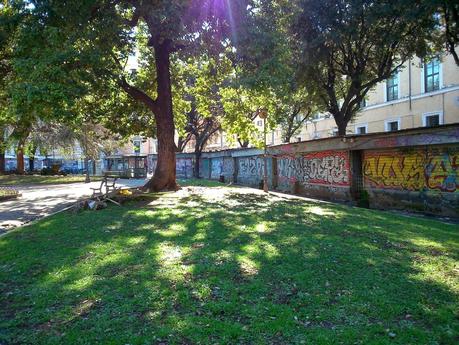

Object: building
[303,54,459,140]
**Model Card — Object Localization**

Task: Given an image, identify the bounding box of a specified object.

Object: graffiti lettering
[277,151,350,186]
[238,157,264,177]
[364,150,458,192]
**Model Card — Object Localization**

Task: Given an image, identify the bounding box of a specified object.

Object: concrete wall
[276,150,351,201]
[363,145,459,217]
[176,157,193,178]
[149,124,459,218]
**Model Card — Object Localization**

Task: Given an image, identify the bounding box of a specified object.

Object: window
[424,58,440,92]
[422,112,443,127]
[355,124,368,135]
[386,72,399,101]
[312,113,326,121]
[385,118,401,132]
[256,120,263,126]
[360,98,366,108]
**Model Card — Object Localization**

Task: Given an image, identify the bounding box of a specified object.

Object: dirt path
[0,179,146,233]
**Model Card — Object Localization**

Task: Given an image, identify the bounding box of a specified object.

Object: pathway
[0,179,146,233]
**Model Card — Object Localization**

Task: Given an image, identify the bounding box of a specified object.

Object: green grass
[178,178,227,187]
[0,184,458,344]
[0,174,102,186]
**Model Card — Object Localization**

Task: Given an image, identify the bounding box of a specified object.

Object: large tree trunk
[14,127,30,174]
[144,41,177,192]
[16,141,25,174]
[334,114,348,136]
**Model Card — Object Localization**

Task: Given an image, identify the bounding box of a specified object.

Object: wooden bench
[90,177,121,205]
[104,171,124,178]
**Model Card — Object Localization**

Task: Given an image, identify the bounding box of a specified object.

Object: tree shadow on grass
[0,188,458,344]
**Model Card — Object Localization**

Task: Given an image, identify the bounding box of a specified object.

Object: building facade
[304,54,459,140]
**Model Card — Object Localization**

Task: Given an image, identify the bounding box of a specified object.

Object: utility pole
[257,108,269,193]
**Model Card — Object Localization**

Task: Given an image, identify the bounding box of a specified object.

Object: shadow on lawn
[0,189,458,344]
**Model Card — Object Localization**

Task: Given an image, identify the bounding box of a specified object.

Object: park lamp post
[257,108,269,193]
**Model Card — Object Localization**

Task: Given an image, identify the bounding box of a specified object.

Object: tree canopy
[291,0,435,135]
[0,0,456,179]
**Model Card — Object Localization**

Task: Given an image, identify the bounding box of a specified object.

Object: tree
[0,0,24,173]
[275,88,316,143]
[10,120,31,173]
[76,122,123,183]
[222,0,321,146]
[10,0,248,190]
[220,86,265,148]
[113,1,248,190]
[292,0,434,135]
[429,1,459,66]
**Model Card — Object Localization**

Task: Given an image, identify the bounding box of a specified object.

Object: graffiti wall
[200,158,211,179]
[277,150,350,186]
[363,146,459,217]
[222,157,235,182]
[364,148,458,192]
[276,150,351,200]
[208,157,236,182]
[148,156,193,178]
[176,157,193,178]
[236,156,266,186]
[210,158,223,180]
[144,125,459,217]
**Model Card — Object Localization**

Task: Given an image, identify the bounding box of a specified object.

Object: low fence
[0,186,21,201]
[150,124,459,218]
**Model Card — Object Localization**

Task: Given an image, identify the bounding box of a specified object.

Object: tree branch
[118,77,159,114]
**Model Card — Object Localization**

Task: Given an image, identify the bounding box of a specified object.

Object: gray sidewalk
[0,178,146,233]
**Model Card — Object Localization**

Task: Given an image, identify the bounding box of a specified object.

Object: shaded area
[0,184,458,344]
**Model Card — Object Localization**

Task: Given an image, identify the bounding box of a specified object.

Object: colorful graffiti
[364,149,458,192]
[277,150,350,186]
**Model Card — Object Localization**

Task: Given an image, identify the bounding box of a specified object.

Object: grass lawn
[0,181,458,344]
[0,174,102,186]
